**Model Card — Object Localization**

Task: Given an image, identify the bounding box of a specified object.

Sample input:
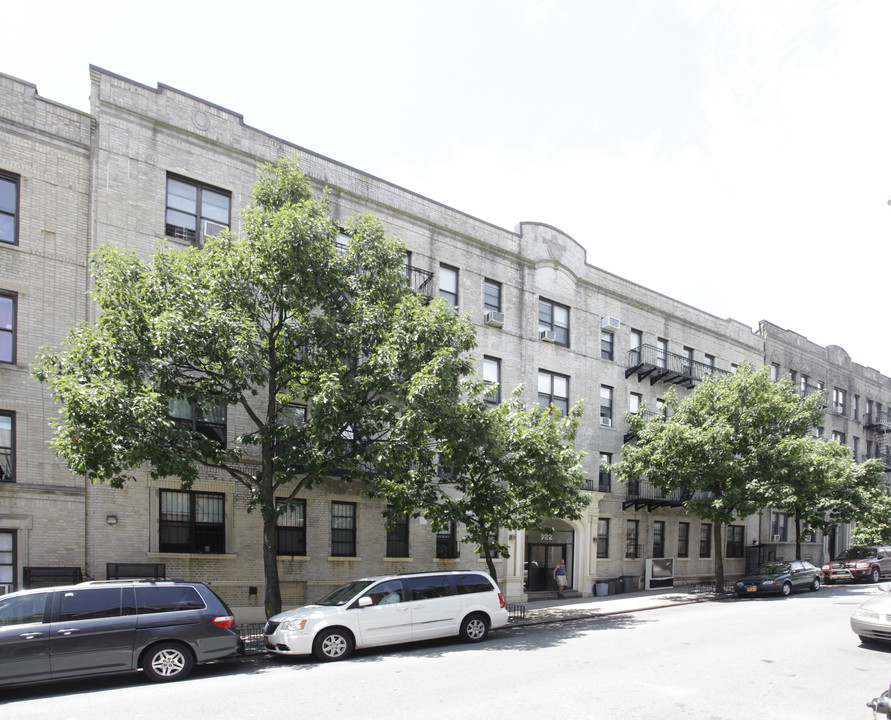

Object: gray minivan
[0,579,241,687]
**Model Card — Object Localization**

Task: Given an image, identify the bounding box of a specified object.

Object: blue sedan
[734,560,822,597]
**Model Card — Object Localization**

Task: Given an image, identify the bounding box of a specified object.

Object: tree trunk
[713,522,725,593]
[480,534,498,585]
[794,515,802,560]
[262,508,282,618]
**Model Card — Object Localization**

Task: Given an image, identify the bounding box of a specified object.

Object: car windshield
[835,547,876,561]
[757,563,790,575]
[316,580,375,606]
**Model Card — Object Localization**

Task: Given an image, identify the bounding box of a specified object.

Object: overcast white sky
[5,1,891,373]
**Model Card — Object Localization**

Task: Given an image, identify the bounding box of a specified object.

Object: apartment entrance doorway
[525,523,574,592]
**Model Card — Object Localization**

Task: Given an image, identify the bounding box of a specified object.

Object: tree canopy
[374,386,588,584]
[35,158,477,617]
[614,363,883,590]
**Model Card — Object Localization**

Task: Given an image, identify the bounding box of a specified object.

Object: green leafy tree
[851,489,891,545]
[35,158,475,617]
[375,387,588,584]
[765,435,885,559]
[614,364,825,591]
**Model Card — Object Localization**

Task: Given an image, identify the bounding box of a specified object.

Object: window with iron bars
[159,490,225,554]
[436,521,460,559]
[276,498,306,555]
[331,502,356,556]
[386,507,409,558]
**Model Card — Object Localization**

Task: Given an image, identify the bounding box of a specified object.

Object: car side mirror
[358,596,373,608]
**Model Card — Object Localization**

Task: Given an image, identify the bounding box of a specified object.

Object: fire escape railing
[625,345,729,389]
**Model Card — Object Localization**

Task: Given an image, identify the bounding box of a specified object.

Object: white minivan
[263,571,509,661]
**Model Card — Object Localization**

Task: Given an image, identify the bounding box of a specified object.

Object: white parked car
[263,571,509,661]
[851,582,891,645]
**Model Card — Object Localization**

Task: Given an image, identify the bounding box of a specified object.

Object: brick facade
[2,67,889,618]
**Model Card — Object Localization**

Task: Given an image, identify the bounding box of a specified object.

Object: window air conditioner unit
[202,220,228,240]
[601,316,620,332]
[539,329,556,342]
[0,584,11,596]
[484,311,505,328]
[772,534,781,542]
[600,417,613,427]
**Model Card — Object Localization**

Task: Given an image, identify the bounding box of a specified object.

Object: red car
[822,545,891,584]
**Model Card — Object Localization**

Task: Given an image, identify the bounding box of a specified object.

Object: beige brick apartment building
[2,67,889,620]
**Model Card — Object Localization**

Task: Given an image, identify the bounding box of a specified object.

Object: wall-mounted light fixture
[106,515,118,525]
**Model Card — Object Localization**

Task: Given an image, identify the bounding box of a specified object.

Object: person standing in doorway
[554,558,567,597]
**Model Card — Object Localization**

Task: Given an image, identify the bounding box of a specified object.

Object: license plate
[747,587,757,592]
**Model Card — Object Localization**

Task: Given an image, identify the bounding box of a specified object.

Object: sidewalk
[508,587,726,626]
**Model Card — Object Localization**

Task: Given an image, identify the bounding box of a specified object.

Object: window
[599,453,611,492]
[630,329,643,364]
[136,586,204,614]
[705,354,715,371]
[0,172,19,245]
[0,293,15,364]
[625,520,640,558]
[276,405,307,462]
[331,502,357,557]
[726,525,745,558]
[159,490,225,554]
[538,371,569,415]
[58,588,122,622]
[0,591,46,626]
[0,531,14,593]
[436,521,459,559]
[168,397,226,448]
[600,385,613,427]
[854,436,860,459]
[276,499,306,556]
[831,431,846,445]
[483,356,501,404]
[408,574,454,599]
[601,331,614,361]
[801,375,810,396]
[682,347,694,374]
[653,520,665,558]
[439,265,458,307]
[455,573,495,594]
[700,524,712,558]
[538,299,569,346]
[656,338,667,368]
[771,512,788,542]
[165,175,230,244]
[483,279,501,312]
[629,392,642,415]
[770,363,780,382]
[678,522,690,558]
[386,507,409,558]
[854,395,860,421]
[0,412,13,483]
[597,519,609,558]
[833,388,847,415]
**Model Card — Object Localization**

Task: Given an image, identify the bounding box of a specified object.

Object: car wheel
[312,627,354,662]
[142,642,194,682]
[459,613,489,643]
[810,577,821,592]
[781,581,792,597]
[870,566,881,583]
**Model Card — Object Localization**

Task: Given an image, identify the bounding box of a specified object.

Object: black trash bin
[621,575,635,593]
